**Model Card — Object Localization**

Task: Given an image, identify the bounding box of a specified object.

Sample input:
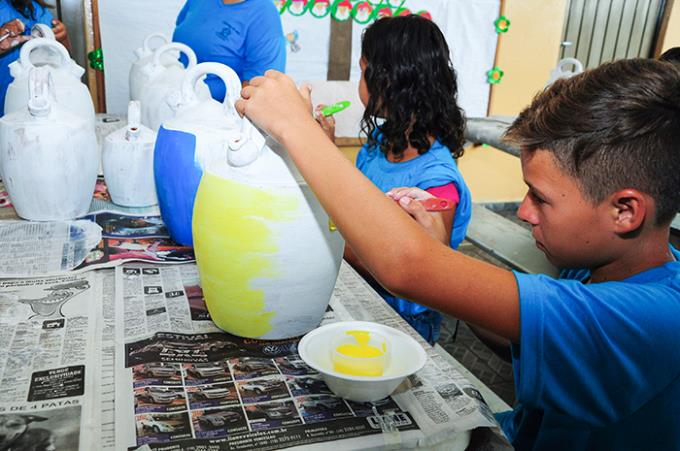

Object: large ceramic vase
[5,38,95,125]
[129,32,174,101]
[183,65,344,339]
[193,142,345,340]
[153,63,243,245]
[139,42,210,132]
[0,68,98,220]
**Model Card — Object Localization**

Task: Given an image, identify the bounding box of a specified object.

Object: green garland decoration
[351,1,374,24]
[88,48,104,71]
[276,0,289,14]
[309,0,331,18]
[494,15,510,33]
[288,0,311,16]
[274,0,431,24]
[487,66,504,84]
[330,0,353,21]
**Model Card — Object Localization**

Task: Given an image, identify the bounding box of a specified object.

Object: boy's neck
[589,230,674,283]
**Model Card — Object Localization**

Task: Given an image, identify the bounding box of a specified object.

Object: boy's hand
[237,71,318,144]
[51,19,71,50]
[314,104,336,142]
[388,187,449,245]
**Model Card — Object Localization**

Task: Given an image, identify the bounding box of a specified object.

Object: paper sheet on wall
[99,0,498,121]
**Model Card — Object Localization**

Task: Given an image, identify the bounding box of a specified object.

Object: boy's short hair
[505,58,680,225]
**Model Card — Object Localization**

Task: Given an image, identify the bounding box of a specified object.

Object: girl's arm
[237,71,521,341]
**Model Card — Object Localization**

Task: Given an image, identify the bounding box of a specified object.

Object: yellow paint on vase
[193,172,299,338]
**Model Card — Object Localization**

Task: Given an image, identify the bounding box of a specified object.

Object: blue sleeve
[175,0,191,26]
[513,272,680,426]
[414,157,459,190]
[242,1,285,80]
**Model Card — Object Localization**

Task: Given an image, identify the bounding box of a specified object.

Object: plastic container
[298,321,427,402]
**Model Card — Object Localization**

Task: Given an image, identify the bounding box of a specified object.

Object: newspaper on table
[0,272,102,449]
[114,263,497,450]
[0,178,193,279]
[0,220,102,278]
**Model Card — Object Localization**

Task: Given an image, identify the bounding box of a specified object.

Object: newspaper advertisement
[0,272,101,450]
[115,263,496,450]
[75,211,195,271]
[0,178,193,278]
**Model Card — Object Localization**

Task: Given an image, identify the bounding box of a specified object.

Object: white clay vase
[153,62,243,246]
[129,33,178,101]
[5,38,95,126]
[186,67,345,340]
[139,42,210,132]
[0,68,98,221]
[103,101,158,207]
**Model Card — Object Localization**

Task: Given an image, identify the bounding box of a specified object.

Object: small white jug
[103,101,158,207]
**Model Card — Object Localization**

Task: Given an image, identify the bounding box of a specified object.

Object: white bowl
[298,321,427,402]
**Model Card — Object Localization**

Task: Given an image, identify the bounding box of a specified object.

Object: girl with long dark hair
[344,15,471,344]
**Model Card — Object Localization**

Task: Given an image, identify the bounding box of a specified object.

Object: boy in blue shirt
[236,57,680,449]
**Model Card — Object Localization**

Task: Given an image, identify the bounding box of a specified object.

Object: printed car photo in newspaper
[114,264,500,451]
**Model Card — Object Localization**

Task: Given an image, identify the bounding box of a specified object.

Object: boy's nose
[517,193,538,226]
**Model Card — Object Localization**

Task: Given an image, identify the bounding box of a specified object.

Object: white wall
[99,0,499,124]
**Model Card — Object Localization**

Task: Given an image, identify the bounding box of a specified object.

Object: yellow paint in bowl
[332,330,388,377]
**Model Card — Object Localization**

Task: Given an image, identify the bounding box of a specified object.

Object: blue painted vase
[152,62,243,246]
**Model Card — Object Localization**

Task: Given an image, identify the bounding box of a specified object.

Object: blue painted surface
[153,127,202,246]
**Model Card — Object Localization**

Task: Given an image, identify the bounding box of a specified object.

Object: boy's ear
[609,189,648,234]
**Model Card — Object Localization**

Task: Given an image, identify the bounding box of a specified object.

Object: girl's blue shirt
[356,139,472,318]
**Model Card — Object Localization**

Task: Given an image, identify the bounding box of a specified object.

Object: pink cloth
[426,183,459,205]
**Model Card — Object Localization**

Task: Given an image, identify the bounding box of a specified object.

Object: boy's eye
[530,191,546,204]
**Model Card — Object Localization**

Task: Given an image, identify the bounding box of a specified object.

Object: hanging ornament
[494,15,510,33]
[487,67,504,84]
[352,1,374,24]
[274,0,289,14]
[88,48,104,71]
[417,10,432,20]
[310,0,331,18]
[395,7,411,16]
[331,0,353,21]
[375,6,393,19]
[288,0,309,16]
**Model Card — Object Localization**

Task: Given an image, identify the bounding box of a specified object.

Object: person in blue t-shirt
[172,0,286,102]
[0,0,71,116]
[235,56,680,449]
[322,16,471,344]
